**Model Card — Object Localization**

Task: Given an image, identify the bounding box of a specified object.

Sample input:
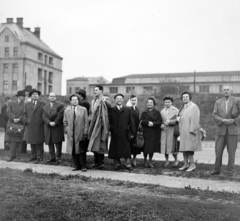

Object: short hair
[48,92,57,97]
[222,85,233,91]
[130,94,137,99]
[94,85,103,91]
[163,96,173,103]
[147,97,156,106]
[69,94,80,101]
[5,97,11,102]
[181,91,192,100]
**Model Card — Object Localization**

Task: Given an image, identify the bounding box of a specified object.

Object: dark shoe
[34,159,43,164]
[126,166,133,171]
[55,160,61,165]
[98,164,104,170]
[7,157,16,162]
[148,164,154,168]
[46,159,56,164]
[81,168,87,172]
[92,164,99,168]
[114,166,121,170]
[211,171,220,175]
[28,158,37,162]
[72,167,81,171]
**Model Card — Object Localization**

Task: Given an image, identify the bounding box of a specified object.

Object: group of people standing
[4,84,239,176]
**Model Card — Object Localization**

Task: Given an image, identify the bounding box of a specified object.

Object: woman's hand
[148,121,153,127]
[160,124,165,129]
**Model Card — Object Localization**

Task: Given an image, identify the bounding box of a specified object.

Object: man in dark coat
[76,89,90,115]
[24,89,45,163]
[6,91,25,161]
[108,94,136,171]
[1,97,11,150]
[43,92,65,164]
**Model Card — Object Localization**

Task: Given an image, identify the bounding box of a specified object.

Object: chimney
[34,27,40,38]
[25,28,31,31]
[16,17,23,27]
[6,18,14,23]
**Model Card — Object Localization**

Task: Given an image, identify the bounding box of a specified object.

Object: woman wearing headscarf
[160,96,179,167]
[140,97,162,168]
[177,91,202,172]
[126,94,141,167]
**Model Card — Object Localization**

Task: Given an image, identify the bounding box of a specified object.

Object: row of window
[3,80,18,91]
[37,83,53,94]
[3,47,18,57]
[38,52,53,65]
[3,63,18,73]
[38,68,53,84]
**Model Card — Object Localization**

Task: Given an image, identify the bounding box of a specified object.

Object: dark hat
[29,89,41,97]
[69,93,80,101]
[76,89,86,97]
[114,93,124,99]
[25,85,32,91]
[130,94,137,99]
[16,90,26,97]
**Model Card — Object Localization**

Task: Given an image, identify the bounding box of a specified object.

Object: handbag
[173,122,180,137]
[6,121,24,137]
[133,121,144,148]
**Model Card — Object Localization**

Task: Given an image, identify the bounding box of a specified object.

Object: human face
[182,94,190,104]
[147,99,154,109]
[115,96,123,106]
[70,96,79,106]
[48,93,57,102]
[25,91,30,97]
[130,97,137,106]
[164,99,172,108]
[31,92,39,100]
[222,85,232,98]
[18,96,25,102]
[93,87,102,98]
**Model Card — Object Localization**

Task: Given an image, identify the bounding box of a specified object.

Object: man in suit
[108,94,136,171]
[76,89,90,115]
[43,92,65,164]
[1,97,11,150]
[212,85,240,176]
[24,89,46,163]
[88,85,111,169]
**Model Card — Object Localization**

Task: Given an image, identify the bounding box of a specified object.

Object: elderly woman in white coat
[177,92,202,172]
[160,96,179,167]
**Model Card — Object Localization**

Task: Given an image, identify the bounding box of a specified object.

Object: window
[13,47,18,57]
[44,55,47,64]
[109,87,118,94]
[75,87,80,92]
[38,68,42,81]
[5,48,9,57]
[49,72,53,83]
[126,86,135,93]
[199,85,209,93]
[3,81,8,90]
[38,52,43,61]
[5,36,9,42]
[143,86,153,92]
[49,57,53,65]
[69,87,72,94]
[13,64,18,73]
[3,64,9,73]
[48,85,52,93]
[219,85,222,93]
[37,83,42,92]
[13,81,17,91]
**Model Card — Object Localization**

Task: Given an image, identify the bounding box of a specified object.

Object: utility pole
[193,70,196,93]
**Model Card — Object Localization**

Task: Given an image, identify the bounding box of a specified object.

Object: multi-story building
[0,17,63,95]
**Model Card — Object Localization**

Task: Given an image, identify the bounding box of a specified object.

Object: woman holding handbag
[126,94,141,167]
[140,97,162,168]
[160,96,179,167]
[6,90,26,162]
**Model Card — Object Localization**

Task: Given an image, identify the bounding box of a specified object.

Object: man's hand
[63,122,68,126]
[13,118,19,123]
[148,121,153,127]
[222,119,235,125]
[49,122,56,127]
[160,124,165,129]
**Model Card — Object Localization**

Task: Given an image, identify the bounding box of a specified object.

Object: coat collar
[114,105,125,113]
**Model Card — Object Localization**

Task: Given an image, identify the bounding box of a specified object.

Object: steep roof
[0,23,62,59]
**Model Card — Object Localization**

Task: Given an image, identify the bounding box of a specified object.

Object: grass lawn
[1,149,240,182]
[1,168,240,221]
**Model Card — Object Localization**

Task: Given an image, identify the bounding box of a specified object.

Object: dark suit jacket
[24,100,46,144]
[42,101,65,144]
[1,104,9,128]
[79,98,90,115]
[212,96,240,135]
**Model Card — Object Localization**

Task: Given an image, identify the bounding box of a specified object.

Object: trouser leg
[21,140,27,153]
[226,134,238,175]
[125,158,131,168]
[36,143,44,160]
[48,143,56,160]
[10,142,17,158]
[214,135,226,172]
[114,158,121,167]
[30,144,37,159]
[98,154,104,165]
[93,153,99,165]
[16,142,22,158]
[72,143,80,168]
[55,142,62,160]
[79,152,87,169]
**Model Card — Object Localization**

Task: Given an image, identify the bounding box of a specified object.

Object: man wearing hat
[76,89,90,115]
[21,85,32,153]
[43,92,65,164]
[108,93,136,171]
[24,89,46,163]
[6,90,26,161]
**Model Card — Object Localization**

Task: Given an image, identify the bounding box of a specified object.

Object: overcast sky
[2,0,240,95]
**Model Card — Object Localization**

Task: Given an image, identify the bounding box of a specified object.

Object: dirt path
[1,160,239,193]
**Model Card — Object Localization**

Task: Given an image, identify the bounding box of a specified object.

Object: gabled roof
[0,23,62,59]
[67,77,88,82]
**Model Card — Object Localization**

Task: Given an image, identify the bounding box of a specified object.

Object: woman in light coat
[160,96,179,167]
[177,92,202,172]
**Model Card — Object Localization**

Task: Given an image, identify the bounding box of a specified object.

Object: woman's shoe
[186,165,196,172]
[178,164,189,171]
[173,161,179,167]
[148,164,154,168]
[164,161,170,167]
